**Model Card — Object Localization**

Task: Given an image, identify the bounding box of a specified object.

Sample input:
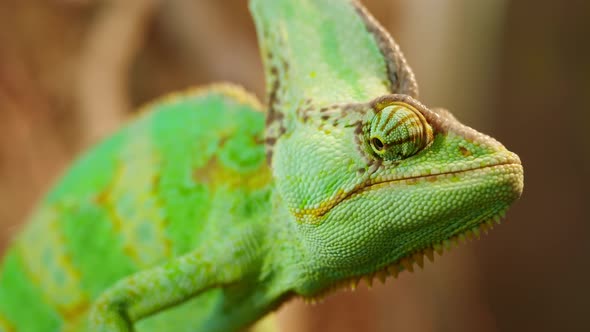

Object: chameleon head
[270,94,523,296]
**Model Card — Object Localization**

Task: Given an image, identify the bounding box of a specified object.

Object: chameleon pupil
[372,137,384,151]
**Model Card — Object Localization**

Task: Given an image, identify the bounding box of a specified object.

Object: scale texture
[0,1,523,331]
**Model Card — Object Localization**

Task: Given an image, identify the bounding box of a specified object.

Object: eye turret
[367,102,433,161]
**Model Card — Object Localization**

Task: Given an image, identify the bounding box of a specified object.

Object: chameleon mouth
[324,162,522,215]
[301,162,523,304]
[294,161,522,222]
[302,207,509,305]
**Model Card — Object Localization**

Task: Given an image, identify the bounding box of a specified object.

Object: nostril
[458,146,471,157]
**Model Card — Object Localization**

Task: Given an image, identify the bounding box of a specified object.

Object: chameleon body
[0,0,524,331]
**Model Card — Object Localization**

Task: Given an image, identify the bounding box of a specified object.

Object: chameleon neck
[259,190,308,296]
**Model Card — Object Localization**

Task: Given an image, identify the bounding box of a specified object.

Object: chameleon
[0,0,524,331]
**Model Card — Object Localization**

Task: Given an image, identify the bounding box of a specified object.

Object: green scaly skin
[0,0,523,331]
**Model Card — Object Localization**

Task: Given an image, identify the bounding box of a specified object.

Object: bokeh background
[0,0,588,331]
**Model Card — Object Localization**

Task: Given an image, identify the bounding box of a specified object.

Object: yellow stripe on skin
[17,209,89,322]
[104,128,172,267]
[0,314,16,332]
[193,156,272,192]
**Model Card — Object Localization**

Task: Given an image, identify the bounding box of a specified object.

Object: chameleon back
[0,86,272,331]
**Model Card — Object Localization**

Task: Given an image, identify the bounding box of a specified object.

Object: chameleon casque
[0,0,524,331]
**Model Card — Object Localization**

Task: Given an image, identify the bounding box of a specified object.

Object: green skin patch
[0,1,523,331]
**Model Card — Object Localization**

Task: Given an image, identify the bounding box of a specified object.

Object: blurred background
[0,0,588,331]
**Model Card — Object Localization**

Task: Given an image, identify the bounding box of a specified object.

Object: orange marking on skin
[192,156,272,191]
[13,243,87,326]
[95,190,109,205]
[218,136,230,148]
[48,218,83,282]
[0,314,16,332]
[13,244,42,291]
[100,140,173,265]
[192,157,217,185]
[459,146,472,157]
[57,299,90,323]
[150,173,160,187]
[94,162,124,232]
[291,189,347,221]
[152,196,172,259]
[163,238,173,256]
[292,209,324,220]
[123,245,140,262]
[102,202,123,232]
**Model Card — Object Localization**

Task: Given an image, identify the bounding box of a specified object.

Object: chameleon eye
[367,102,433,161]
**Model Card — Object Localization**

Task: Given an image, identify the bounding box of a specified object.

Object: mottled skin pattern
[0,85,278,332]
[0,0,524,331]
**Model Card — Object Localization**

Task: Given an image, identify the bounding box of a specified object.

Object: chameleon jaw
[301,207,509,305]
[300,160,523,303]
[294,161,521,223]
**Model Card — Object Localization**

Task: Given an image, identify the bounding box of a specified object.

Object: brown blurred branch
[77,0,159,146]
[158,0,264,94]
[0,54,68,249]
